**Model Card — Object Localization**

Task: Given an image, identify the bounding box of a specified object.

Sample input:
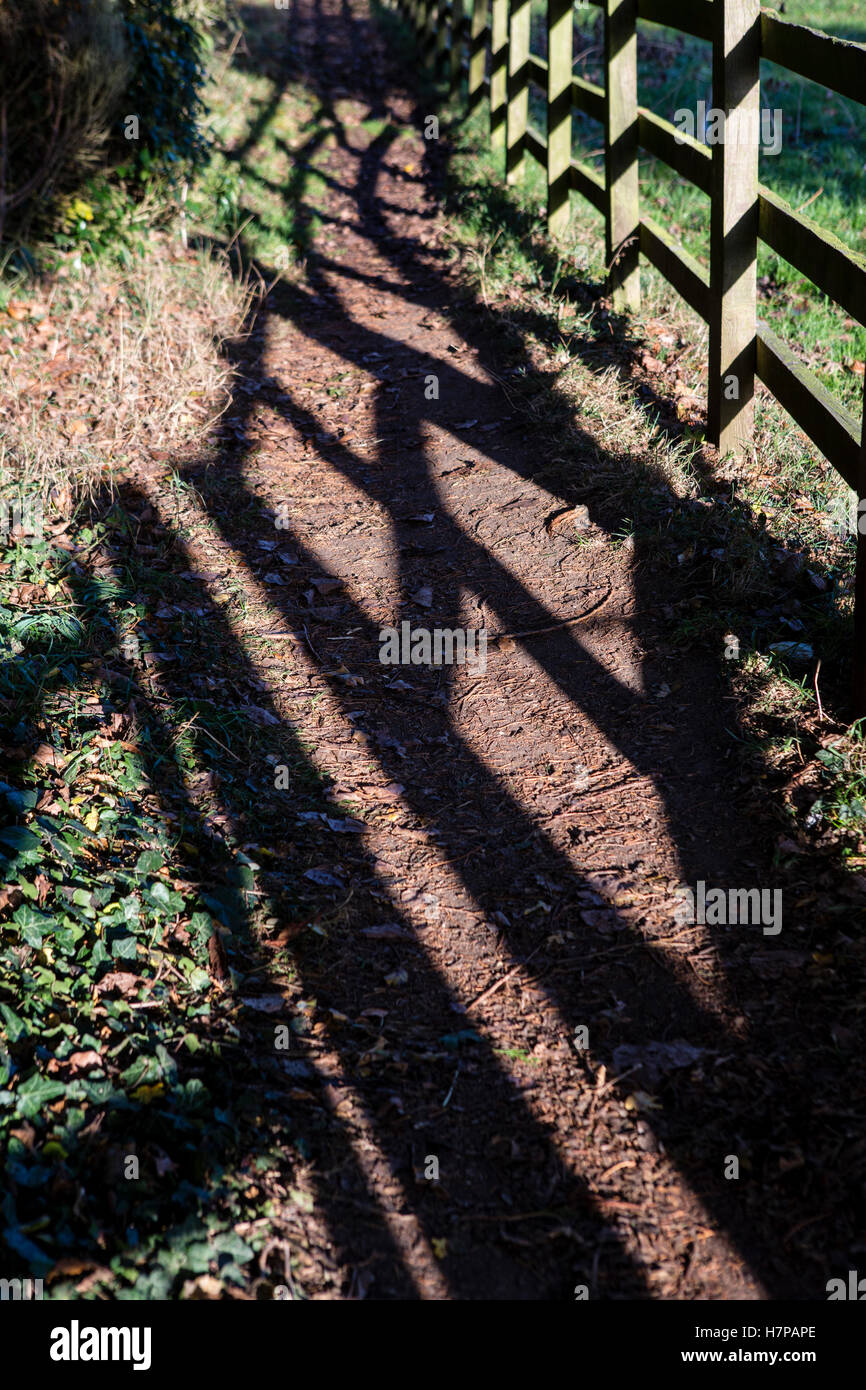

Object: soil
[102,0,865,1299]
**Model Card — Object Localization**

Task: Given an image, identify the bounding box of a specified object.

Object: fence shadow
[193,0,866,1297]
[2,0,863,1303]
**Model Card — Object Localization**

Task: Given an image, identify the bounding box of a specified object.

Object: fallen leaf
[768,641,813,663]
[32,742,66,770]
[244,706,281,726]
[95,970,141,997]
[240,995,285,1013]
[323,816,366,834]
[184,1274,224,1299]
[358,782,405,802]
[67,1050,103,1073]
[613,1040,704,1085]
[207,931,230,983]
[304,867,345,889]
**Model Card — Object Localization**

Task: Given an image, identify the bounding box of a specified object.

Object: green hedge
[0,0,232,248]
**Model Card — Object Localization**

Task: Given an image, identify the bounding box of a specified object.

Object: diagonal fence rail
[387,0,866,711]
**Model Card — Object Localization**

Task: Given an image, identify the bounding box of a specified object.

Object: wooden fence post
[547,0,573,237]
[507,0,531,182]
[490,0,508,152]
[436,0,449,73]
[424,0,437,59]
[469,0,490,112]
[708,0,760,456]
[450,0,464,88]
[604,0,640,310]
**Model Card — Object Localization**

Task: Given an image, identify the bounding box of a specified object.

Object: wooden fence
[389,0,866,711]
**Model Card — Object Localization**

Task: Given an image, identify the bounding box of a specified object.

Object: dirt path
[113,0,863,1299]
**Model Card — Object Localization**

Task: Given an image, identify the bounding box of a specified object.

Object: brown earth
[91,0,864,1299]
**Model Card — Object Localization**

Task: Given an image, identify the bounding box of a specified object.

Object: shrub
[114,0,212,179]
[1,1,235,252]
[0,0,129,244]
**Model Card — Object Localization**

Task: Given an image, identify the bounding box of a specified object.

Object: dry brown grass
[0,236,258,502]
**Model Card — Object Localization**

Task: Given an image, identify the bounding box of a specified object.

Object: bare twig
[814,657,825,721]
[795,187,824,215]
[489,585,612,645]
[467,944,544,1010]
[302,623,324,663]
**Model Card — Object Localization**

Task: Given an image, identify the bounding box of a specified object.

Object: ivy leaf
[0,788,38,813]
[0,1002,27,1042]
[15,1073,68,1117]
[2,1226,53,1274]
[147,880,183,914]
[111,934,139,961]
[121,1056,162,1089]
[12,904,53,950]
[0,825,40,856]
[136,850,165,875]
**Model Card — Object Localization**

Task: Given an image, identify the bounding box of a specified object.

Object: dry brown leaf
[207,930,230,983]
[7,583,49,606]
[95,970,141,997]
[360,924,412,940]
[263,921,308,948]
[32,742,67,770]
[67,1049,103,1073]
[47,1257,100,1282]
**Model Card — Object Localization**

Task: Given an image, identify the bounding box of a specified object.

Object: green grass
[809,721,866,852]
[523,0,866,412]
[186,19,341,266]
[0,508,301,1295]
[433,25,866,861]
